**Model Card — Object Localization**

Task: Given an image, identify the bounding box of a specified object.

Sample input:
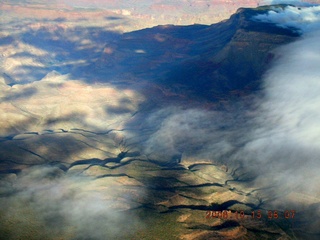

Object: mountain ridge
[96,5,300,101]
[0,3,319,240]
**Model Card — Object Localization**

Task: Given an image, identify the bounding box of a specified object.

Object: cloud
[254,5,320,33]
[142,4,320,215]
[233,4,320,206]
[141,107,242,162]
[259,0,316,7]
[243,27,320,195]
[0,166,142,240]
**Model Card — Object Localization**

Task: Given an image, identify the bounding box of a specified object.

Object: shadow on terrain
[0,8,310,239]
[0,36,15,46]
[189,220,240,230]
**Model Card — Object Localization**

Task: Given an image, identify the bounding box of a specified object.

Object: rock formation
[0,2,319,240]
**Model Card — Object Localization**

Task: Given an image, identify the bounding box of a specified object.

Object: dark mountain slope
[97,5,299,100]
[1,4,316,240]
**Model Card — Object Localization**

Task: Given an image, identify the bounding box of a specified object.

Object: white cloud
[0,166,142,239]
[254,5,320,33]
[142,4,320,213]
[259,0,316,6]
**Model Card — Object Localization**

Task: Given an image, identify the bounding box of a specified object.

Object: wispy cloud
[143,4,320,213]
[0,166,142,239]
[259,0,317,7]
[255,4,320,33]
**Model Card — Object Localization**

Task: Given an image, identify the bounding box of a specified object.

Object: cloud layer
[143,4,320,211]
[0,166,141,240]
[259,0,317,7]
[255,4,320,33]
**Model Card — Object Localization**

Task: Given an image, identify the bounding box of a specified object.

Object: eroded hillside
[1,3,319,240]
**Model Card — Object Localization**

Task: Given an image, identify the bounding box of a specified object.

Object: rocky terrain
[2,0,319,29]
[1,2,320,240]
[1,0,260,30]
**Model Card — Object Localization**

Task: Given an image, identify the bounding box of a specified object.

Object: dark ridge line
[75,157,149,171]
[48,162,69,172]
[0,134,20,141]
[147,159,182,168]
[229,166,242,177]
[1,128,118,141]
[61,131,91,138]
[225,177,256,185]
[74,139,112,153]
[234,170,256,179]
[69,158,110,168]
[17,146,47,161]
[142,176,190,190]
[225,167,257,183]
[95,173,135,179]
[1,159,41,166]
[175,182,224,189]
[0,162,69,174]
[106,158,154,169]
[177,193,209,203]
[68,151,141,169]
[188,163,217,170]
[188,220,240,231]
[70,128,115,135]
[109,158,185,171]
[0,138,11,143]
[43,129,54,133]
[166,200,257,212]
[246,227,283,236]
[0,169,21,174]
[211,200,257,210]
[24,131,38,135]
[167,205,216,211]
[143,182,224,192]
[246,185,277,196]
[160,166,187,171]
[226,186,253,199]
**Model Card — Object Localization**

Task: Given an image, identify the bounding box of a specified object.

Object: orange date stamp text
[205,210,296,220]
